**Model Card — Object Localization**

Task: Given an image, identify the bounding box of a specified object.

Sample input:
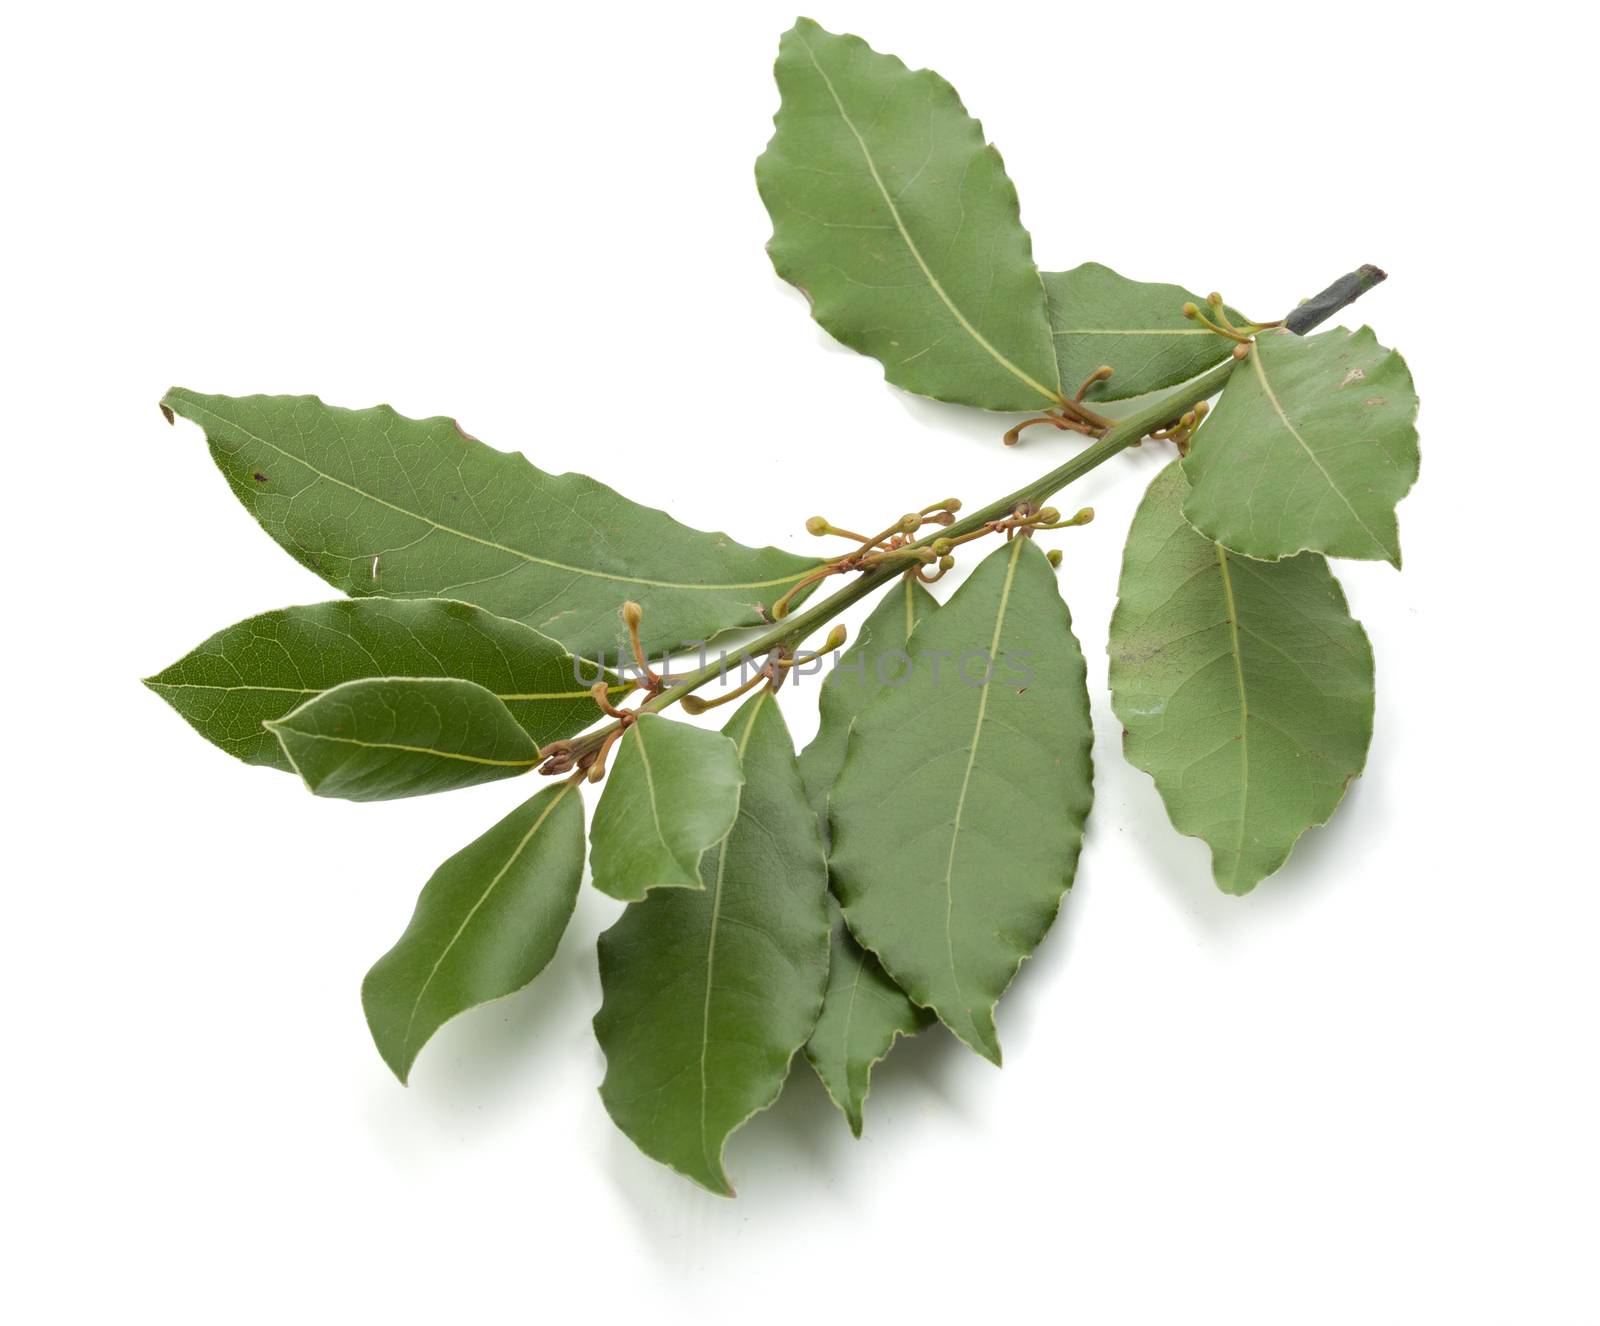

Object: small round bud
[1182,302,1200,319]
[1193,400,1210,418]
[680,694,710,715]
[931,537,953,556]
[943,497,962,513]
[805,515,829,536]
[1036,507,1060,524]
[1047,548,1063,569]
[938,554,955,572]
[1207,291,1223,307]
[621,601,643,629]
[899,513,921,533]
[1070,506,1095,526]
[1231,343,1250,360]
[822,624,849,653]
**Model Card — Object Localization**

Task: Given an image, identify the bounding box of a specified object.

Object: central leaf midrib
[937,538,1024,1040]
[150,678,620,703]
[795,34,1061,407]
[1050,327,1213,337]
[697,691,769,1182]
[1214,544,1251,884]
[270,728,539,769]
[1249,348,1390,555]
[628,720,673,874]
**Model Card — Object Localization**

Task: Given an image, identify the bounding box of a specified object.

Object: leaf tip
[377,1041,415,1086]
[962,1029,1003,1068]
[1215,867,1264,897]
[158,386,192,424]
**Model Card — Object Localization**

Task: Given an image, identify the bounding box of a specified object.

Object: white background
[4,1,1595,1321]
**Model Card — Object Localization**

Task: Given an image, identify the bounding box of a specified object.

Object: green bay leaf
[829,539,1094,1064]
[588,714,743,902]
[161,389,821,660]
[797,578,936,1133]
[807,896,934,1137]
[363,782,584,1082]
[145,597,617,772]
[1180,326,1420,565]
[756,19,1060,411]
[594,692,830,1195]
[1109,461,1374,894]
[266,676,539,801]
[1043,262,1234,403]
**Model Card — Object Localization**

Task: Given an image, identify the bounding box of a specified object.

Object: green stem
[565,265,1384,761]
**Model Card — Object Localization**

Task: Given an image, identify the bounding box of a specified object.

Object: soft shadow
[388,889,614,1127]
[862,1019,989,1125]
[1122,716,1387,932]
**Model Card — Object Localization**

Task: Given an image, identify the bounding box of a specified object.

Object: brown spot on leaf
[1365,395,1386,407]
[1339,368,1366,388]
[253,472,268,483]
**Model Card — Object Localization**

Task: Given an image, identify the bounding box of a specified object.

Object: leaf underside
[145,597,614,772]
[757,18,1060,411]
[587,714,744,902]
[1180,326,1420,565]
[1042,262,1235,403]
[363,782,585,1082]
[594,692,830,1195]
[808,897,935,1137]
[798,579,937,1133]
[267,676,539,801]
[1109,462,1375,893]
[161,389,821,661]
[829,539,1094,1064]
